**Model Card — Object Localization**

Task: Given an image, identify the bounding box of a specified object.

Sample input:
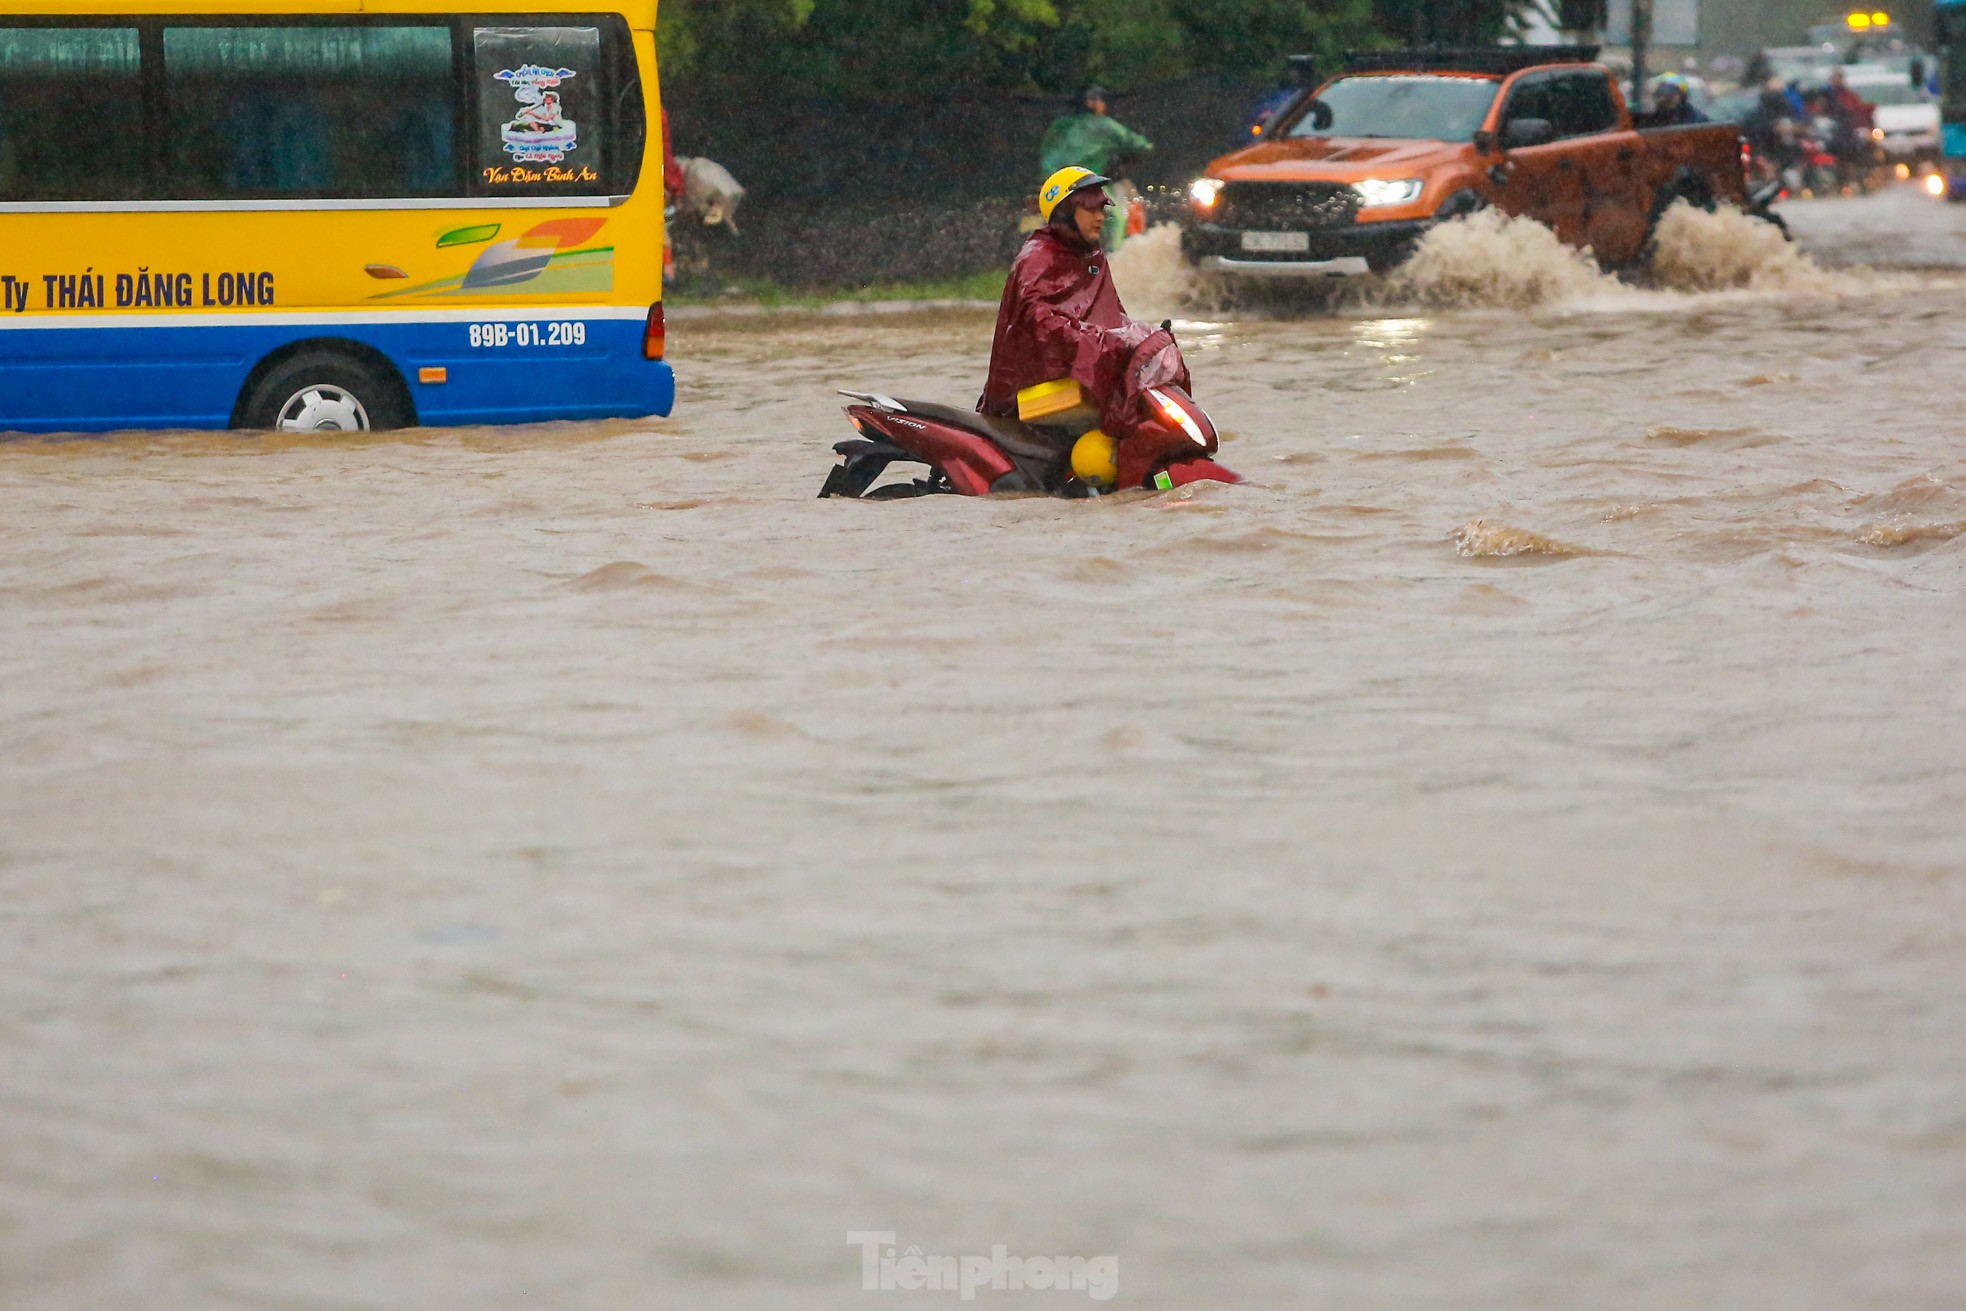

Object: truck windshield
[1289,74,1500,142]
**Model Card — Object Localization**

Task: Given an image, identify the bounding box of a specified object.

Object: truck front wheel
[1435,189,1490,222]
[1367,242,1419,276]
[1367,190,1487,276]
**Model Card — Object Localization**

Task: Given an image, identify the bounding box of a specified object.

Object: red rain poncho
[979,225,1192,485]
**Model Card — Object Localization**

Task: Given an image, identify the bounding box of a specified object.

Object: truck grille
[1218,182,1359,231]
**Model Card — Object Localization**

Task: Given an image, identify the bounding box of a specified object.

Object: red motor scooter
[819,323,1240,499]
[817,384,1240,499]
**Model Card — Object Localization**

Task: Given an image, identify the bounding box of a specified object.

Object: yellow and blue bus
[0,1,672,434]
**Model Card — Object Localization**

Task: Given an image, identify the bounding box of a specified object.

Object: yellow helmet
[1039,166,1113,223]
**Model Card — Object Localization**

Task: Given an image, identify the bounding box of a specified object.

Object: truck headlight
[1189,177,1225,211]
[1352,178,1424,208]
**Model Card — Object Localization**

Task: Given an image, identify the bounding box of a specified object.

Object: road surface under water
[3,189,1964,1310]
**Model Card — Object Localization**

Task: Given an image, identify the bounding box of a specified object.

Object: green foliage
[661,0,1529,97]
[1370,0,1526,46]
[661,0,1061,92]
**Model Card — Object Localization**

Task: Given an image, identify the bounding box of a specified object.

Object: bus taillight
[644,303,666,361]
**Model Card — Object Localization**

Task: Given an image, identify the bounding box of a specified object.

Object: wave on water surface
[1108,224,1216,322]
[1452,518,1590,559]
[1115,203,1875,316]
[1851,474,1966,549]
[1389,209,1610,309]
[1393,204,1856,309]
[1646,203,1848,294]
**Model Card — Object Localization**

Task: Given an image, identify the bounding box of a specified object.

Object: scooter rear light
[643,302,666,361]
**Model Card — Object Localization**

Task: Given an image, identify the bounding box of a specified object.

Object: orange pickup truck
[1183,46,1749,278]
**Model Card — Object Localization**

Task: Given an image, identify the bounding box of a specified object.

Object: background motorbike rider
[1651,74,1708,125]
[1748,78,1802,184]
[1824,67,1879,189]
[1038,86,1153,253]
[981,167,1194,491]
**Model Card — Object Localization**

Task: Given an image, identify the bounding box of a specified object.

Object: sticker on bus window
[496,64,579,163]
[475,27,603,188]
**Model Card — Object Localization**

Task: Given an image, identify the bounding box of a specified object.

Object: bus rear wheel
[239,351,411,433]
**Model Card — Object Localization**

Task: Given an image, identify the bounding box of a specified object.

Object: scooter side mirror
[1503,117,1555,150]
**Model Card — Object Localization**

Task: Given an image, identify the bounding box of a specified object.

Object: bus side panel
[0,314,674,434]
[391,314,675,426]
[0,202,671,434]
[0,324,245,432]
[0,7,671,435]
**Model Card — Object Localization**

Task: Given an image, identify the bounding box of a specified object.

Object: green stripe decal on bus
[371,247,617,300]
[437,224,501,248]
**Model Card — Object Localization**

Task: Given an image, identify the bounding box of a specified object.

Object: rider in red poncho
[981,167,1192,490]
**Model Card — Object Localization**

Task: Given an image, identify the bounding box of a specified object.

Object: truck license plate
[1241,231,1310,253]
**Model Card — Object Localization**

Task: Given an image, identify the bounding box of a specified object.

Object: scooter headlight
[1926,171,1949,198]
[1352,178,1424,208]
[1148,388,1209,447]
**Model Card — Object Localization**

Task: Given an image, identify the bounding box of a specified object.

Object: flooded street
[4,190,1966,1309]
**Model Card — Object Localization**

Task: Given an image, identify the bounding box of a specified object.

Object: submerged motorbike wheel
[865,477,954,499]
[820,449,956,500]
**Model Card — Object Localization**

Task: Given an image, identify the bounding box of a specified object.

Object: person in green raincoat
[1038,86,1153,252]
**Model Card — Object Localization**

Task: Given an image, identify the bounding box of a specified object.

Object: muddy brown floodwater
[4,193,1965,1311]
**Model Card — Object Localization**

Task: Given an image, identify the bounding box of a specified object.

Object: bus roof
[7,0,658,24]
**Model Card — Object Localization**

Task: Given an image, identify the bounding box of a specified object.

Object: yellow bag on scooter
[1017,378,1099,429]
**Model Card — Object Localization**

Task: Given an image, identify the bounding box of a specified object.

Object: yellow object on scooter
[1017,377,1088,422]
[1071,429,1118,488]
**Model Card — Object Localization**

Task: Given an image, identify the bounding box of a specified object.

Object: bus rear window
[472,26,607,195]
[0,27,145,202]
[161,25,457,200]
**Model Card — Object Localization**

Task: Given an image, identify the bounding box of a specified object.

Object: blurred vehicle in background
[1843,71,1940,166]
[1809,11,1927,76]
[1750,45,1845,90]
[1707,89,1763,127]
